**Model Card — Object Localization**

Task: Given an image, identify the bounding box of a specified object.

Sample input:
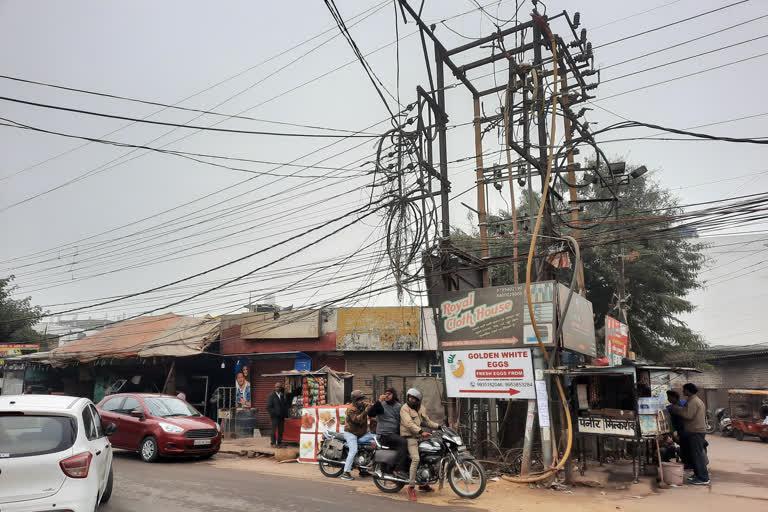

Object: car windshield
[0,414,76,458]
[143,397,201,418]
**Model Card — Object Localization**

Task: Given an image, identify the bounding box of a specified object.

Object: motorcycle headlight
[159,422,184,434]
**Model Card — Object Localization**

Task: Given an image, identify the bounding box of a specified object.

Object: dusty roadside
[210,435,768,511]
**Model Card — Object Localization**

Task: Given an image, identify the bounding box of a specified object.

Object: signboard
[523,282,556,347]
[558,284,597,357]
[443,348,535,399]
[577,416,636,437]
[437,285,525,349]
[337,307,420,350]
[0,343,39,370]
[605,316,629,366]
[240,310,320,339]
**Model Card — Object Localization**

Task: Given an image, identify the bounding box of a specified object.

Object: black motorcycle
[316,430,375,477]
[371,426,487,499]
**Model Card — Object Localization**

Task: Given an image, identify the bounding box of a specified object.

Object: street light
[630,165,648,179]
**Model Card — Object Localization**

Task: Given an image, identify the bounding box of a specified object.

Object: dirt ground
[210,434,768,511]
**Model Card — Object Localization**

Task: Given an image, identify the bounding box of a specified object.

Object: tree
[452,165,707,361]
[0,276,45,344]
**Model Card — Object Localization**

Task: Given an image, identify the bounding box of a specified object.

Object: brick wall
[220,324,337,355]
[681,357,768,411]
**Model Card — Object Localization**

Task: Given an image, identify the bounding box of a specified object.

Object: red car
[97,393,221,462]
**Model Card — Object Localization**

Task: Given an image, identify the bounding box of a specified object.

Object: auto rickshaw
[728,389,768,442]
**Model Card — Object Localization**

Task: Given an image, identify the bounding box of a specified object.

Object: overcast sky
[1,0,766,346]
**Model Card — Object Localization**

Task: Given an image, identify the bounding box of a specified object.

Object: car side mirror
[104,422,118,436]
[130,410,146,420]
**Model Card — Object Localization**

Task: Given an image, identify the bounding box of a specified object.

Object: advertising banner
[437,285,525,350]
[337,307,420,350]
[443,348,535,399]
[605,316,629,366]
[558,284,597,357]
[0,343,39,370]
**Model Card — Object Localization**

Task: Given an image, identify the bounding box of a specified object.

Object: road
[103,451,473,512]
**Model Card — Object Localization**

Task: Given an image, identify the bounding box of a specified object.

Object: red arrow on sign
[459,388,520,396]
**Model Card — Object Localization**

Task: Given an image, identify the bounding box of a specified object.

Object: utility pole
[560,74,586,292]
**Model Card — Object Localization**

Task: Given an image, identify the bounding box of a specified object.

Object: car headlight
[159,422,184,434]
[215,422,221,432]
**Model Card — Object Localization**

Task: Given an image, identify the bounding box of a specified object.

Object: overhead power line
[597,51,768,102]
[595,0,751,49]
[0,95,379,138]
[0,74,378,135]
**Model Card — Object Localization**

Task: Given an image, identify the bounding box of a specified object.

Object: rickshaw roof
[728,389,768,396]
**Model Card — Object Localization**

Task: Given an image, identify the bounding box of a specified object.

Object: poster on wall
[558,284,597,357]
[437,286,525,350]
[337,307,420,350]
[605,316,629,366]
[0,343,39,370]
[443,348,535,399]
[234,358,251,408]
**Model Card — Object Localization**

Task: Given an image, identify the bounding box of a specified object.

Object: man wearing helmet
[400,387,440,501]
[340,389,375,481]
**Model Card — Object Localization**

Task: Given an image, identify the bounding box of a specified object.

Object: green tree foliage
[0,276,45,344]
[452,165,707,360]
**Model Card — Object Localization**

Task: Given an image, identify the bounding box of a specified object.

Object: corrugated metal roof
[30,314,218,365]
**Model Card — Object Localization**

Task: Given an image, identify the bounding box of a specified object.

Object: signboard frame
[605,316,629,366]
[443,348,535,399]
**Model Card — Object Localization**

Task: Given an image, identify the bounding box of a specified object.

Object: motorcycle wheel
[447,459,487,499]
[705,411,716,434]
[319,459,345,478]
[372,463,405,494]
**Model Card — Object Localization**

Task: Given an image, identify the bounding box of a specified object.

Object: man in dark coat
[266,381,291,447]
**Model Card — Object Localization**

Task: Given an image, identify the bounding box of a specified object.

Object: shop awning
[15,314,219,367]
[261,365,352,378]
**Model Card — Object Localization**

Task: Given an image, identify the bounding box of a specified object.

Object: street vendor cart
[729,389,768,442]
[260,366,352,444]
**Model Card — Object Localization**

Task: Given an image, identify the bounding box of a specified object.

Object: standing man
[267,381,290,447]
[368,387,408,479]
[669,383,709,485]
[400,388,440,501]
[666,390,688,466]
[340,390,375,481]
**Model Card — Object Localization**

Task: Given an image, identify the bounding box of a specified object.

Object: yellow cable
[503,25,574,484]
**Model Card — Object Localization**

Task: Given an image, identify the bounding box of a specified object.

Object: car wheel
[100,466,114,504]
[734,429,745,441]
[140,436,159,462]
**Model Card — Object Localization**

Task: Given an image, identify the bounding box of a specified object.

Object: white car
[0,394,116,512]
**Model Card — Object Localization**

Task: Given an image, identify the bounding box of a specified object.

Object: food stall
[261,366,352,445]
[548,364,695,483]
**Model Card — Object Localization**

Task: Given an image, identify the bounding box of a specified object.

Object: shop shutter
[250,359,295,431]
[345,352,419,398]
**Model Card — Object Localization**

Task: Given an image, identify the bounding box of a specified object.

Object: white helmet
[406,388,423,401]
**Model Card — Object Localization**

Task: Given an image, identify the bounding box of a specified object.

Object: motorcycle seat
[323,430,376,446]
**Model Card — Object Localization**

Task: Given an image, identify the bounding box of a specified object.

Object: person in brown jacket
[400,388,440,501]
[669,383,709,485]
[340,390,374,481]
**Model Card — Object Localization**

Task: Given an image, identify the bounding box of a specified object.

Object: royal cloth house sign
[436,285,525,350]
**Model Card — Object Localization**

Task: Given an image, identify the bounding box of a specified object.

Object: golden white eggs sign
[443,348,535,399]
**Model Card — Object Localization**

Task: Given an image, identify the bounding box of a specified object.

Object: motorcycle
[316,430,375,477]
[371,426,487,499]
[714,407,732,437]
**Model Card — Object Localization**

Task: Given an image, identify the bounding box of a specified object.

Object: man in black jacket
[368,387,408,479]
[266,381,291,447]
